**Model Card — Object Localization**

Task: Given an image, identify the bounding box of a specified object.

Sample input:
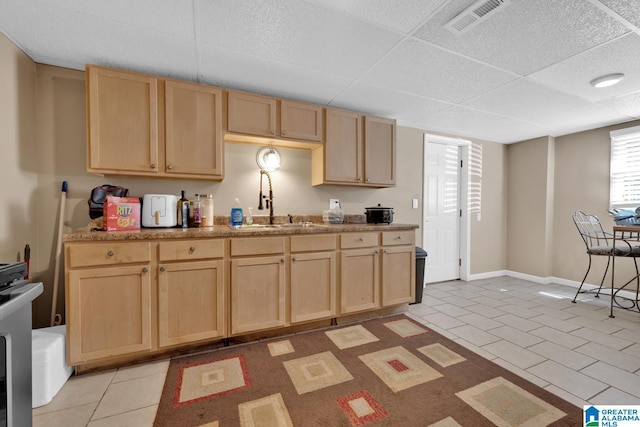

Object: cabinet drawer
[291,234,337,252]
[382,231,415,246]
[231,237,285,256]
[340,232,379,249]
[159,239,225,261]
[67,242,151,268]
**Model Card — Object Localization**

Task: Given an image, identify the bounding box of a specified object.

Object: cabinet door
[227,91,277,137]
[290,252,336,323]
[324,109,363,184]
[281,100,323,142]
[165,80,224,178]
[86,65,159,174]
[340,248,379,314]
[381,246,415,306]
[364,116,396,186]
[158,260,225,347]
[67,265,152,364]
[231,255,286,334]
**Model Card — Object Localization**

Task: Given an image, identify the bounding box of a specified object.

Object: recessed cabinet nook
[85,64,395,187]
[64,227,416,371]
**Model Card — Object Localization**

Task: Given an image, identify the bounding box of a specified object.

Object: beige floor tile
[622,343,640,358]
[571,327,633,350]
[566,315,624,335]
[580,361,640,398]
[494,303,540,318]
[33,370,115,415]
[420,312,466,330]
[33,402,97,427]
[463,303,505,318]
[439,295,477,307]
[447,325,500,347]
[482,340,547,369]
[492,313,541,332]
[112,359,170,383]
[470,295,508,308]
[490,357,549,388]
[527,360,608,401]
[576,342,640,372]
[542,385,588,408]
[91,373,166,420]
[433,303,473,317]
[490,325,544,348]
[528,341,596,370]
[528,314,582,333]
[591,387,640,405]
[529,326,588,349]
[88,405,158,427]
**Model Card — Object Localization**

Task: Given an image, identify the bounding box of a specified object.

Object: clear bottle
[230,198,243,229]
[246,207,253,226]
[177,190,189,228]
[192,194,202,227]
[203,194,214,227]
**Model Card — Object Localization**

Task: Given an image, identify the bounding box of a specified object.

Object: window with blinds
[610,125,640,209]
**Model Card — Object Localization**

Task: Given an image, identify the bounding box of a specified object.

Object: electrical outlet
[412,198,418,209]
[329,199,340,209]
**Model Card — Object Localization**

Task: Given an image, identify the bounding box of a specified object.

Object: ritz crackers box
[104,196,141,231]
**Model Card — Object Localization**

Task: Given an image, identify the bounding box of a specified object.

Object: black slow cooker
[364,204,394,224]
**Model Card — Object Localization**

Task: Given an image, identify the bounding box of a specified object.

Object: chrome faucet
[258,170,275,225]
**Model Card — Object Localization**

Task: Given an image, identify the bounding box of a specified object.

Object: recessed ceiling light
[590,73,625,88]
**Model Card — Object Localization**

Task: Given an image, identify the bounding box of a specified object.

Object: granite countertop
[64,214,418,242]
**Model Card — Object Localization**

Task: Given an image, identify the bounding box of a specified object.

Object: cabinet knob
[271,130,275,135]
[280,258,285,264]
[358,237,364,242]
[159,266,166,272]
[107,250,114,257]
[150,163,156,169]
[189,246,196,253]
[292,257,296,262]
[142,267,148,273]
[366,178,370,183]
[281,130,286,136]
[167,164,173,170]
[396,236,402,240]
[357,177,362,182]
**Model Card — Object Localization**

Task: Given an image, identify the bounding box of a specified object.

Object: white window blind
[610,125,640,209]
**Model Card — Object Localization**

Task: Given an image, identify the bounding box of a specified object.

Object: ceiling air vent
[444,0,511,34]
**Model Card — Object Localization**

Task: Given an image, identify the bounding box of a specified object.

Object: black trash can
[411,246,427,304]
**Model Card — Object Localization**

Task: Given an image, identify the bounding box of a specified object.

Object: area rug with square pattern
[154,314,581,426]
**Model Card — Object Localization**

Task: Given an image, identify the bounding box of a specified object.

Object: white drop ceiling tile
[329,82,452,122]
[528,33,640,102]
[599,90,640,118]
[197,44,351,105]
[195,0,402,79]
[413,0,629,75]
[303,0,446,34]
[360,38,517,103]
[531,103,634,137]
[463,78,587,121]
[0,0,197,79]
[417,106,551,144]
[35,0,196,39]
[598,0,640,27]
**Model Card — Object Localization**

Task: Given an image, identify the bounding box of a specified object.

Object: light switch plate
[412,198,418,209]
[329,199,340,209]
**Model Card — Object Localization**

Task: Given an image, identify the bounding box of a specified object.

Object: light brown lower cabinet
[381,246,415,306]
[67,264,153,364]
[158,259,225,348]
[230,255,286,335]
[290,235,337,323]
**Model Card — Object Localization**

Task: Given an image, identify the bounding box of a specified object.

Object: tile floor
[33,276,640,426]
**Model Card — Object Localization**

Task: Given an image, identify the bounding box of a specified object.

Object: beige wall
[0,35,37,279]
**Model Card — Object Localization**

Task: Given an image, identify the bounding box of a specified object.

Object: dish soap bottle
[230,198,243,229]
[177,190,189,228]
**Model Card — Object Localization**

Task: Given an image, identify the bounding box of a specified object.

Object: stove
[0,263,27,292]
[0,261,42,427]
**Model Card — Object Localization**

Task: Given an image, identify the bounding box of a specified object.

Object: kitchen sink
[234,223,327,230]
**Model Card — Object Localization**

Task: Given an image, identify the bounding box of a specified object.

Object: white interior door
[423,141,461,283]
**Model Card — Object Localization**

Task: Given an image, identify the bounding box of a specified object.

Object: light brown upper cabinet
[226,91,323,147]
[312,109,396,187]
[86,65,224,180]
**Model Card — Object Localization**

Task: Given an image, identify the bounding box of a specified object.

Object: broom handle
[50,181,67,327]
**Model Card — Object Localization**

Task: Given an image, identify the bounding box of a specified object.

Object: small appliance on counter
[142,194,178,227]
[364,204,394,224]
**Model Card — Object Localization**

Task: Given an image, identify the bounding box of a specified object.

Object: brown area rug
[154,315,581,426]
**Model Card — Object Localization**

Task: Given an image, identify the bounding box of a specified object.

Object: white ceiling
[2,0,640,144]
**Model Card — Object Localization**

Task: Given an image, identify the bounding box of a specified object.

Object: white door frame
[423,133,471,281]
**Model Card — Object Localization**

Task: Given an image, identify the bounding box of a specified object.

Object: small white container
[32,325,74,408]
